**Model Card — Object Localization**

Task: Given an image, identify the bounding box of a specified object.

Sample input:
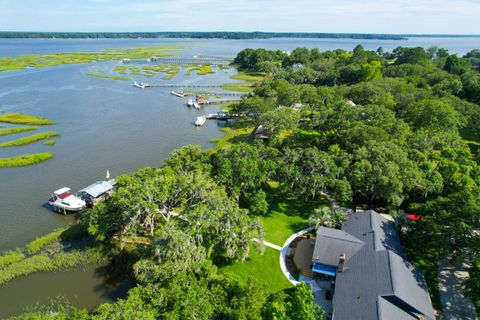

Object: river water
[0,37,479,317]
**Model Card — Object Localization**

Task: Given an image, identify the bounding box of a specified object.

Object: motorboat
[171,91,185,98]
[49,187,86,213]
[193,101,201,109]
[133,82,150,89]
[194,116,206,126]
[187,99,194,107]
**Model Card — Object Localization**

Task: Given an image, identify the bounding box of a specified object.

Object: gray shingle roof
[329,210,435,320]
[312,226,365,267]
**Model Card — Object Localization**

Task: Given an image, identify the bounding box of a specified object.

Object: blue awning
[312,263,337,276]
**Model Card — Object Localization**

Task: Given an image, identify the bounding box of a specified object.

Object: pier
[198,98,241,105]
[135,83,223,88]
[183,92,244,97]
[125,57,233,66]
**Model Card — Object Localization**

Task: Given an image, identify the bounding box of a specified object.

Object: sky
[0,0,479,34]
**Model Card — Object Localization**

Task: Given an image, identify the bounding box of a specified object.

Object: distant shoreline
[0,32,408,40]
[1,32,479,41]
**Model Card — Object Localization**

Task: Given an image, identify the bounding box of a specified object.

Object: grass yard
[259,182,328,246]
[219,246,292,294]
[208,120,254,152]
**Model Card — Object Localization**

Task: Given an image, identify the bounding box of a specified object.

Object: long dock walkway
[125,57,232,65]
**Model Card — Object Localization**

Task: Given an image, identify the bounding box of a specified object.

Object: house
[311,210,435,320]
[254,125,274,141]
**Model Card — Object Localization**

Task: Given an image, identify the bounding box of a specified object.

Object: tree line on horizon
[0,31,407,40]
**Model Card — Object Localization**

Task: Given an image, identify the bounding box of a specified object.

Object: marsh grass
[186,64,215,75]
[0,113,55,125]
[0,153,53,168]
[44,140,56,146]
[0,250,25,268]
[27,229,66,254]
[221,71,264,92]
[86,72,131,81]
[0,247,107,285]
[0,132,60,147]
[0,126,37,136]
[0,45,183,72]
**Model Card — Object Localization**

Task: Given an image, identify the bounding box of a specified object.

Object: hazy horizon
[1,0,479,34]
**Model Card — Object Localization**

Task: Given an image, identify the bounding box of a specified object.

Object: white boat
[171,91,185,98]
[187,99,194,107]
[49,188,86,213]
[133,82,150,89]
[193,102,201,109]
[194,116,206,126]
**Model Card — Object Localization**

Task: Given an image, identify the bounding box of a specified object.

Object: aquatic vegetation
[0,153,53,168]
[0,247,107,285]
[141,64,180,80]
[43,140,56,146]
[0,132,60,147]
[27,228,66,254]
[85,72,131,81]
[0,45,183,72]
[186,64,215,75]
[0,250,25,268]
[114,65,155,77]
[0,113,55,125]
[220,71,264,92]
[0,126,37,136]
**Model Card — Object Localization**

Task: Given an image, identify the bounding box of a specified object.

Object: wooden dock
[125,57,233,66]
[183,92,244,97]
[135,83,222,88]
[199,98,241,105]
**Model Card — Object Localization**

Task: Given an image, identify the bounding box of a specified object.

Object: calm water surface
[0,37,479,317]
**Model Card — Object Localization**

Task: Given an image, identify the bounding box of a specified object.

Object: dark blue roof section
[331,210,435,320]
[312,226,365,267]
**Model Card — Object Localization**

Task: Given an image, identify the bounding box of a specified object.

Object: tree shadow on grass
[261,183,330,220]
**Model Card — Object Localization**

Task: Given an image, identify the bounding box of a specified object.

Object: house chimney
[338,252,346,272]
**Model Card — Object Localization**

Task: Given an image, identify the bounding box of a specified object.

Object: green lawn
[259,182,329,246]
[219,246,292,294]
[218,182,328,295]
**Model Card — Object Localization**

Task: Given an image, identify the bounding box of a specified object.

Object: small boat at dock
[194,116,206,126]
[133,82,150,89]
[193,101,201,109]
[187,99,194,107]
[49,188,86,214]
[171,91,185,98]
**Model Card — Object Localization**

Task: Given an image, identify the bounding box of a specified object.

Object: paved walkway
[252,238,283,251]
[439,259,477,320]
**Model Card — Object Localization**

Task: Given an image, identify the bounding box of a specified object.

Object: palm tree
[309,207,334,229]
[309,207,347,229]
